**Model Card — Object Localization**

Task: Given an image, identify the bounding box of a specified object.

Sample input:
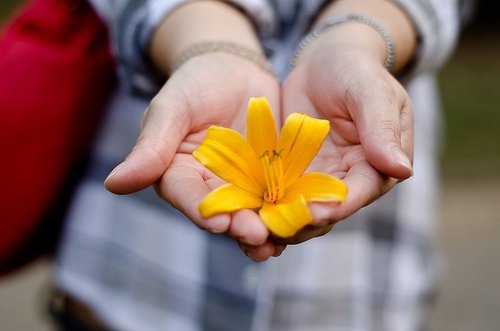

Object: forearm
[305,0,417,74]
[149,0,264,75]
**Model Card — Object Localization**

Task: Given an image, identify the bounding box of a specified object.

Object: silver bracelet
[291,14,395,72]
[173,41,274,75]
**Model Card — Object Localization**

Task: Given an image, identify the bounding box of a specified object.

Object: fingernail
[391,147,412,171]
[105,162,123,183]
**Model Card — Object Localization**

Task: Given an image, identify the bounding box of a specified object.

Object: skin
[104,0,417,261]
[276,0,416,245]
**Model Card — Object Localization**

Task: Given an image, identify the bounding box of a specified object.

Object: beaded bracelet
[291,14,395,72]
[173,41,274,75]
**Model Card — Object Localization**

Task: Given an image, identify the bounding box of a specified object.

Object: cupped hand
[278,45,414,245]
[104,53,282,260]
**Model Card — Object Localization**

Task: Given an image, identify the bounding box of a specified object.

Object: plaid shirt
[56,1,463,330]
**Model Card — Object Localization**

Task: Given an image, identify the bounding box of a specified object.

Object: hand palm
[278,54,413,244]
[151,56,281,242]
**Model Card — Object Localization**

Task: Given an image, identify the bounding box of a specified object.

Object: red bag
[0,0,116,274]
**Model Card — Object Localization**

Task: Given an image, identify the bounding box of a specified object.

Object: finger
[105,96,190,194]
[228,209,269,246]
[399,100,414,169]
[309,161,397,224]
[349,75,414,180]
[240,241,277,262]
[272,244,287,257]
[271,224,334,245]
[158,154,231,233]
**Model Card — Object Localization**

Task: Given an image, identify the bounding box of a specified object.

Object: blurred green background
[438,1,500,181]
[0,3,15,18]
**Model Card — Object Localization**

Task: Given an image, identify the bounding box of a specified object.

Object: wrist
[308,0,416,73]
[172,41,274,76]
[149,0,264,75]
[293,16,393,71]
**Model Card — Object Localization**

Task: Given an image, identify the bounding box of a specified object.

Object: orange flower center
[260,150,285,203]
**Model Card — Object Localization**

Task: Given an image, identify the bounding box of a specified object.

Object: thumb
[356,92,414,180]
[105,100,189,194]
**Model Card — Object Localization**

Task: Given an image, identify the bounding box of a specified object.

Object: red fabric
[0,0,116,267]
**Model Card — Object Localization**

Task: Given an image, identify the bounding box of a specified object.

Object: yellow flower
[193,97,347,237]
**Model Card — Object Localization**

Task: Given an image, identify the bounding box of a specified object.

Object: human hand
[279,44,414,245]
[105,54,283,259]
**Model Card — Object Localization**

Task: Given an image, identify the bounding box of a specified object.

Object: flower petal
[277,113,330,187]
[193,126,264,194]
[199,184,263,218]
[259,195,312,238]
[247,97,277,157]
[284,172,348,202]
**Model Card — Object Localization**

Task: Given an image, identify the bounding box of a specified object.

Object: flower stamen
[261,150,284,203]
